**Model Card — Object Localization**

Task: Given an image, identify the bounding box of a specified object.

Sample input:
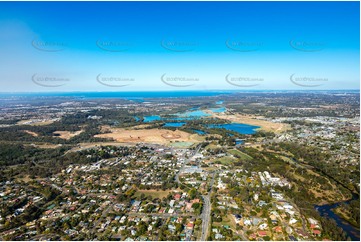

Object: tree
[175,223,183,233]
[188,188,197,199]
[192,203,201,209]
[136,221,147,236]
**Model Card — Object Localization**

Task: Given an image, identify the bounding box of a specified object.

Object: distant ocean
[0,90,359,99]
[0,91,232,99]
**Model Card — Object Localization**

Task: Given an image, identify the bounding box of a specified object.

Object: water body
[134,116,140,122]
[6,91,233,99]
[207,123,259,135]
[1,90,359,99]
[176,110,211,118]
[235,139,244,145]
[144,110,259,135]
[143,115,161,122]
[163,122,186,127]
[315,195,360,241]
[216,100,224,105]
[192,129,207,135]
[143,109,210,123]
[290,157,360,240]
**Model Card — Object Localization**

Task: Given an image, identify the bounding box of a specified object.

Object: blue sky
[0,1,359,92]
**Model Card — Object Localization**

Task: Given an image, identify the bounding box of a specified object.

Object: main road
[200,171,216,241]
[200,195,211,241]
[174,144,214,241]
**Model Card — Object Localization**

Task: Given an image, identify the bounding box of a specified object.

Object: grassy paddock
[134,189,173,199]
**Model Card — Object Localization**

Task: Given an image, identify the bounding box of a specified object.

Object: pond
[235,139,244,145]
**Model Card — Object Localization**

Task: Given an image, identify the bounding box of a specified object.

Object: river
[315,194,360,241]
[288,157,360,240]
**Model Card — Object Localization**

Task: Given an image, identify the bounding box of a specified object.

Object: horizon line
[0,89,360,95]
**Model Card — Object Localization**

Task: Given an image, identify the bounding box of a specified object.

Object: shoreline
[206,111,291,133]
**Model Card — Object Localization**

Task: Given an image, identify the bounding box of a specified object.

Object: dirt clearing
[95,127,203,145]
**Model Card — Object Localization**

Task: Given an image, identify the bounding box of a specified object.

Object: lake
[143,109,210,122]
[175,110,211,118]
[207,123,259,135]
[143,115,161,122]
[143,108,259,135]
[163,122,186,127]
